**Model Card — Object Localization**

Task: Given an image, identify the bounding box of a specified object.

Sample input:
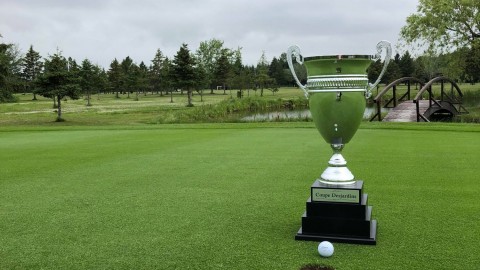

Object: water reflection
[242,107,389,122]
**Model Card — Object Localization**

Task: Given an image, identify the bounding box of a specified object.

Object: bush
[0,89,18,103]
[153,96,309,124]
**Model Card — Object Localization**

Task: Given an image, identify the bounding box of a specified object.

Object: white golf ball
[318,241,334,257]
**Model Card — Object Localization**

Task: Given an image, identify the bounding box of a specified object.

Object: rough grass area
[0,89,306,125]
[1,123,479,269]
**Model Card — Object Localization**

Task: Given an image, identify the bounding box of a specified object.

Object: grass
[1,122,479,269]
[0,89,306,125]
[1,86,479,269]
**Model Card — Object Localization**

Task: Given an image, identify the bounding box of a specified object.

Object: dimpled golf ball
[318,241,334,257]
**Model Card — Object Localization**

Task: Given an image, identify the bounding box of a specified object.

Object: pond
[241,107,390,122]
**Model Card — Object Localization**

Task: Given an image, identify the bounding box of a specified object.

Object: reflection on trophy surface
[287,41,391,185]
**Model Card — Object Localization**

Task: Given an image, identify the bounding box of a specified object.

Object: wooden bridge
[369,76,469,122]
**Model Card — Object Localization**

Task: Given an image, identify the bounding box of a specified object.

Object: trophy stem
[319,144,356,185]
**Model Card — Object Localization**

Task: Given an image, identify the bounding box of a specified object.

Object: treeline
[2,34,480,109]
[0,38,294,108]
[368,47,480,85]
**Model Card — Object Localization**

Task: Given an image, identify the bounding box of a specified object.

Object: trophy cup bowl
[287,41,391,185]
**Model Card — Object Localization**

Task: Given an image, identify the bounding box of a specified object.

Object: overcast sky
[1,0,419,68]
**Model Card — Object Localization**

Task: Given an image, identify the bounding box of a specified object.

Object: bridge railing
[370,77,424,121]
[413,76,468,122]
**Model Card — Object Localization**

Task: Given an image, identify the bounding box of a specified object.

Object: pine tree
[0,39,22,102]
[399,51,415,78]
[213,48,231,95]
[35,52,81,121]
[160,57,174,103]
[21,45,43,100]
[150,49,165,95]
[108,58,122,98]
[173,43,196,107]
[137,61,149,98]
[80,58,95,106]
[256,51,274,97]
[120,56,133,98]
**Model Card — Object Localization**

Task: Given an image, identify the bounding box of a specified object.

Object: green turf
[0,122,479,269]
[0,89,306,126]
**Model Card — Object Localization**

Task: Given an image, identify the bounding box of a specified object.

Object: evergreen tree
[21,45,43,100]
[160,57,174,103]
[383,61,402,84]
[0,39,22,102]
[399,51,415,77]
[92,65,108,98]
[80,58,95,106]
[268,56,288,86]
[150,49,165,95]
[35,52,81,121]
[120,56,134,98]
[367,60,383,93]
[194,61,208,101]
[394,53,401,64]
[137,61,149,99]
[213,48,232,95]
[108,58,122,98]
[173,43,196,107]
[126,63,138,99]
[256,51,275,97]
[228,51,247,97]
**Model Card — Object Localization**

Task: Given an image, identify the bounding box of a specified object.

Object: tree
[196,39,224,94]
[21,45,43,100]
[108,58,122,98]
[92,65,108,99]
[194,62,208,101]
[243,65,257,97]
[368,59,382,85]
[136,61,149,99]
[213,48,232,95]
[415,54,442,80]
[120,56,134,98]
[287,62,307,87]
[150,49,165,95]
[400,0,480,52]
[269,54,289,86]
[173,43,196,107]
[413,57,428,82]
[126,63,139,99]
[160,57,175,103]
[35,52,81,121]
[0,38,22,102]
[464,41,480,82]
[67,57,79,73]
[393,53,400,66]
[383,61,402,83]
[80,59,95,106]
[256,51,275,97]
[398,51,415,77]
[228,51,248,97]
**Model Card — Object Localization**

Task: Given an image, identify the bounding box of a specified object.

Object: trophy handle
[367,40,392,98]
[287,46,309,99]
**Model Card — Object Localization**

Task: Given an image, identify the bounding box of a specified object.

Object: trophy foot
[319,145,356,185]
[319,166,355,185]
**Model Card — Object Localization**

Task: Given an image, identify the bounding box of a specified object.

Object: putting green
[0,123,479,269]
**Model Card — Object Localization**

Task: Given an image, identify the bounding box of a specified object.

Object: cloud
[0,0,418,67]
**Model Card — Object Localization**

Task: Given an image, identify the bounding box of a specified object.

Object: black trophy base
[295,220,377,245]
[295,180,377,245]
